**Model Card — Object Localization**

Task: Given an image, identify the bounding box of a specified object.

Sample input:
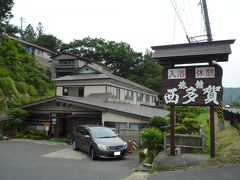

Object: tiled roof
[151,39,235,65]
[9,36,56,54]
[59,96,168,118]
[21,96,169,119]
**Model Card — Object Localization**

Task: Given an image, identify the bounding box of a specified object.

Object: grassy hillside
[0,35,54,111]
[223,87,240,105]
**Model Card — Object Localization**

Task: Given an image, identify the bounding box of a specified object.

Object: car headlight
[123,142,127,149]
[97,144,108,150]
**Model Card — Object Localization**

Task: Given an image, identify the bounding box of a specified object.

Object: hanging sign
[162,65,223,106]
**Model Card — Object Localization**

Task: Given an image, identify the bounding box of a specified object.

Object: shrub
[139,150,146,163]
[16,128,46,140]
[182,118,200,134]
[140,128,163,152]
[175,125,188,134]
[6,108,29,130]
[143,150,155,164]
[149,116,168,132]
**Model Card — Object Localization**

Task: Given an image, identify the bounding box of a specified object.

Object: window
[107,86,120,100]
[115,122,127,129]
[152,96,156,103]
[63,87,68,96]
[137,93,143,102]
[145,94,150,103]
[124,89,133,101]
[129,91,133,101]
[59,59,75,66]
[78,87,84,97]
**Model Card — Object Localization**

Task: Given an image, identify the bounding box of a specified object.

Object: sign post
[209,106,215,157]
[162,65,223,157]
[151,39,235,158]
[170,106,176,156]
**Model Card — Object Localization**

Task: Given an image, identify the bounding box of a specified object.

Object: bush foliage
[140,127,163,151]
[16,127,46,140]
[182,118,200,134]
[149,116,168,132]
[6,108,29,130]
[0,36,54,110]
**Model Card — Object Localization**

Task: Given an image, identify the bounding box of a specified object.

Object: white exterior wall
[85,86,106,96]
[56,86,63,96]
[102,112,147,128]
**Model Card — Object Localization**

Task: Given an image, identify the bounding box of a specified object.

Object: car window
[90,127,117,138]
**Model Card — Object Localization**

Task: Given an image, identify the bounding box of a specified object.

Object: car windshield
[90,127,117,138]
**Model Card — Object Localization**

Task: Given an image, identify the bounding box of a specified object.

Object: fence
[223,108,240,131]
[164,133,204,153]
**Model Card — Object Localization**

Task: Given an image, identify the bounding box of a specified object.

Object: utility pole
[20,17,25,39]
[202,0,212,42]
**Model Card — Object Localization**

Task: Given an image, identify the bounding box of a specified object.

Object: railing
[223,108,240,131]
[164,132,204,153]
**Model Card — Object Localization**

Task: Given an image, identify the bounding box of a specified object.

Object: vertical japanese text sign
[162,65,223,106]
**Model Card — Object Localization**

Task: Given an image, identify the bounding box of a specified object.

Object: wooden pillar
[210,106,215,158]
[170,106,176,156]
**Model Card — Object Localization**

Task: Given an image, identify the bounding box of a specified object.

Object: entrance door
[59,118,67,137]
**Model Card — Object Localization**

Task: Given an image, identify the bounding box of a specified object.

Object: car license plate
[114,151,121,156]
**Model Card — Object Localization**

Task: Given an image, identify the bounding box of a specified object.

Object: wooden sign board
[162,65,223,106]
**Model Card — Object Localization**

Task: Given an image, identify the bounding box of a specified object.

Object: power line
[170,0,190,43]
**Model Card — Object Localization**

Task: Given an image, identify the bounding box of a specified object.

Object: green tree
[61,37,164,94]
[149,116,168,132]
[139,127,163,152]
[36,34,62,52]
[23,24,36,42]
[182,118,200,134]
[6,108,29,130]
[62,37,143,78]
[128,52,163,93]
[0,0,15,34]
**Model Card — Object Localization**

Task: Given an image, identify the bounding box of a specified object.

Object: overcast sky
[10,0,240,87]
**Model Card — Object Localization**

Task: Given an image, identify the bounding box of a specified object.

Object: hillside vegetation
[0,35,54,111]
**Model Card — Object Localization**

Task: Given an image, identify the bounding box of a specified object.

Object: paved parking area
[0,139,139,180]
[42,147,88,160]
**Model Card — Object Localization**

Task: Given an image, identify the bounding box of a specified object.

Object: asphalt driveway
[0,139,138,180]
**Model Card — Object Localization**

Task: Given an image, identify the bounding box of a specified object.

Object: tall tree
[36,22,43,38]
[61,37,163,93]
[127,52,163,93]
[36,34,62,52]
[23,24,36,42]
[0,0,15,34]
[62,37,143,78]
[0,0,14,22]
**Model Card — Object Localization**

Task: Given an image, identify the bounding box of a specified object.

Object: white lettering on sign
[164,80,221,105]
[168,68,186,79]
[195,67,215,78]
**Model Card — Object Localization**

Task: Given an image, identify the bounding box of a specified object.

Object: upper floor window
[137,92,144,102]
[78,87,84,97]
[59,59,75,66]
[152,96,156,104]
[62,86,84,97]
[63,87,68,96]
[124,90,133,101]
[107,86,120,99]
[145,94,150,103]
[36,49,43,56]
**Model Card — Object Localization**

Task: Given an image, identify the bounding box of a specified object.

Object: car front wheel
[72,140,77,150]
[91,147,97,160]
